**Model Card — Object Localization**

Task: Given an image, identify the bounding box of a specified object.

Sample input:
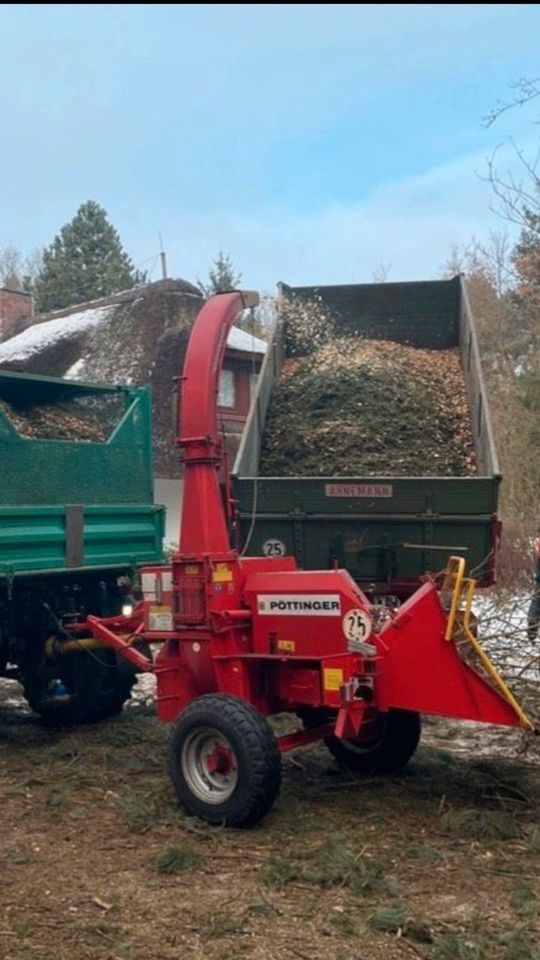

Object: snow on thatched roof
[226,325,267,354]
[0,280,266,476]
[0,281,266,373]
[0,304,115,364]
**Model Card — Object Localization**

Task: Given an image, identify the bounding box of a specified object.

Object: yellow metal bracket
[442,556,535,731]
[442,556,467,641]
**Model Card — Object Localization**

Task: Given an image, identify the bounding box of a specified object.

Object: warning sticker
[141,570,172,600]
[323,668,344,691]
[257,594,341,616]
[149,609,173,631]
[212,563,233,583]
[277,639,296,653]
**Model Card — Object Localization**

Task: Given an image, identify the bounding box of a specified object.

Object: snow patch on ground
[64,357,87,379]
[475,591,537,680]
[1,591,536,763]
[0,305,115,363]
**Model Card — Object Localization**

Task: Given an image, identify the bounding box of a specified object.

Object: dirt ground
[1,678,539,960]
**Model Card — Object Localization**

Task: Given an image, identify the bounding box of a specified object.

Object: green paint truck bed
[233,277,499,595]
[0,371,164,577]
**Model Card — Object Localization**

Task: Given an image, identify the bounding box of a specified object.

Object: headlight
[122,603,134,617]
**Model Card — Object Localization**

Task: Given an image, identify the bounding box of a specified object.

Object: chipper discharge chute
[75,291,534,827]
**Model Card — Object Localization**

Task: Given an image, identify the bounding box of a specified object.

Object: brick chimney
[0,287,34,341]
[0,287,33,321]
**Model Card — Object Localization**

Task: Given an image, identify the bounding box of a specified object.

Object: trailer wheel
[22,640,146,724]
[327,709,421,773]
[300,707,421,774]
[168,695,282,827]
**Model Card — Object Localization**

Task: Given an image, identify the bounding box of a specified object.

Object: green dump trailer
[233,276,500,598]
[0,370,164,721]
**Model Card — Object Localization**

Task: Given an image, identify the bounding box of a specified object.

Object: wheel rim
[40,642,111,706]
[181,727,238,804]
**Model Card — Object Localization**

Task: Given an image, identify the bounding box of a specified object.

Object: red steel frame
[79,291,531,751]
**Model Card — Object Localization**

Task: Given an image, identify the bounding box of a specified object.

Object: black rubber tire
[326,709,421,773]
[300,706,421,774]
[22,643,146,724]
[168,694,282,827]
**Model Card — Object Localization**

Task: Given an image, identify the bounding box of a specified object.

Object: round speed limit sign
[342,608,372,644]
[262,538,287,557]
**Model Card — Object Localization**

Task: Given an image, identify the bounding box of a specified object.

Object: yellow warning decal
[277,639,296,653]
[148,605,173,631]
[323,668,343,692]
[212,562,233,583]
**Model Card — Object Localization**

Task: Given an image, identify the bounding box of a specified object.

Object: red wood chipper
[78,291,534,827]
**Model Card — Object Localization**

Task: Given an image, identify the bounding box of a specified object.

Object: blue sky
[1,3,539,291]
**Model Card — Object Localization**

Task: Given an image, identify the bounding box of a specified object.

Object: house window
[218,368,235,408]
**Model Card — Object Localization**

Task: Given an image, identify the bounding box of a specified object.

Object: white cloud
[163,140,530,291]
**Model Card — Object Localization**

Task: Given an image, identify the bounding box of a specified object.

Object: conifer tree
[197,251,242,297]
[35,201,143,311]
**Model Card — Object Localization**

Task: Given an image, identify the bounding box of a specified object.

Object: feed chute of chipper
[374,559,534,730]
[81,292,534,830]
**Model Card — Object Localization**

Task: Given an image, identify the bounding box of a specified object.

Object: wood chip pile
[0,398,109,442]
[259,303,476,477]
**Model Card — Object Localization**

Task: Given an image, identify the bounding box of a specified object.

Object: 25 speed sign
[342,608,372,643]
[262,538,287,557]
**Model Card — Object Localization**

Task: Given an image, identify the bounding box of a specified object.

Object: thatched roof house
[0,279,267,478]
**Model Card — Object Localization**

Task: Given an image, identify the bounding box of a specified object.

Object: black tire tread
[168,694,282,827]
[326,708,421,773]
[22,647,138,725]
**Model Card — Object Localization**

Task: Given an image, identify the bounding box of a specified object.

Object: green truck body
[0,371,164,577]
[0,370,164,721]
[233,277,500,596]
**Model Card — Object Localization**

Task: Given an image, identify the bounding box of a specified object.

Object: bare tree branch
[371,259,392,283]
[483,76,540,128]
[479,142,540,229]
